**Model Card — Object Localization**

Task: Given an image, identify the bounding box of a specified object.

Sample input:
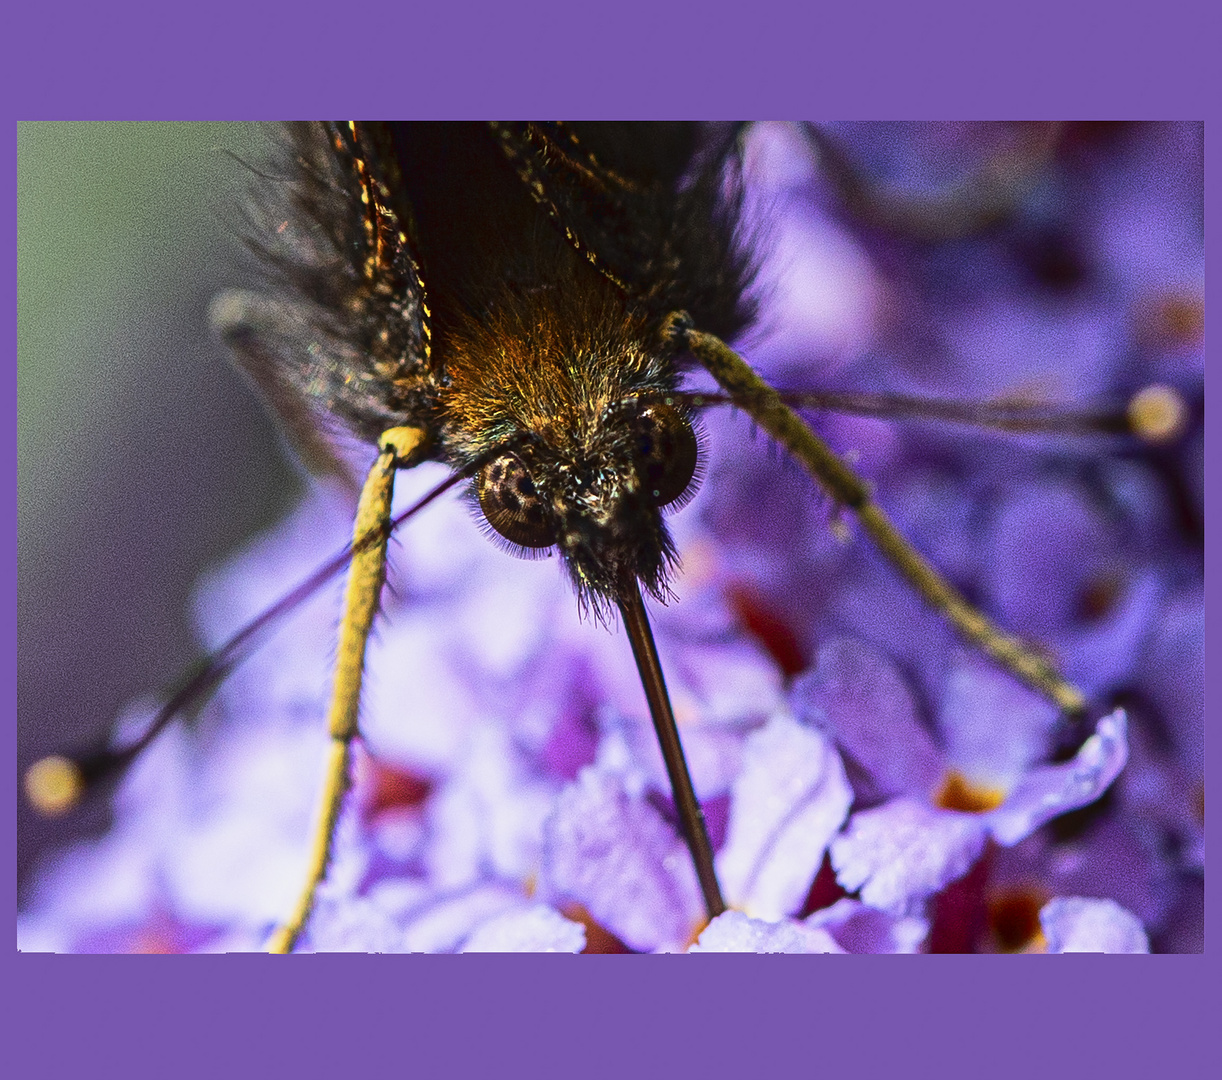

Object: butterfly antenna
[670,313,1098,718]
[23,453,467,819]
[670,384,1189,443]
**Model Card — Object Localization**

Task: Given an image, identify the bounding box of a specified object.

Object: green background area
[18,123,301,888]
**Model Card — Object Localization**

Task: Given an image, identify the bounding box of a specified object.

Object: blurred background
[17,123,302,892]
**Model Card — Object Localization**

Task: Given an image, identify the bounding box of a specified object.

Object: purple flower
[540,762,705,953]
[537,708,854,950]
[689,897,929,955]
[715,714,852,920]
[795,637,1129,924]
[1040,897,1150,954]
[830,799,989,917]
[460,903,587,953]
[690,910,843,954]
[806,898,928,954]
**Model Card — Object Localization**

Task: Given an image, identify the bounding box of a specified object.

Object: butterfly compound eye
[477,453,559,548]
[636,403,698,507]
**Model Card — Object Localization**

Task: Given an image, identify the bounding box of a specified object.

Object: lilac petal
[981,479,1166,699]
[607,696,765,807]
[197,926,271,953]
[1060,568,1164,699]
[985,710,1128,846]
[1137,589,1203,777]
[830,798,987,916]
[386,463,502,598]
[420,720,556,891]
[990,817,1176,934]
[360,615,484,773]
[1040,897,1150,954]
[231,811,379,952]
[740,123,882,368]
[305,891,415,953]
[1113,699,1203,877]
[791,637,943,799]
[166,717,339,927]
[987,481,1114,635]
[938,288,1119,405]
[460,903,586,953]
[688,910,843,954]
[937,651,1060,790]
[592,636,783,800]
[650,633,785,734]
[805,898,929,954]
[716,714,852,920]
[696,407,836,562]
[298,876,436,954]
[441,547,565,682]
[191,487,352,714]
[18,836,163,953]
[399,883,527,954]
[540,767,704,953]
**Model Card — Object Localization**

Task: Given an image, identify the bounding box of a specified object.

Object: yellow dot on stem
[1128,384,1187,444]
[24,755,84,816]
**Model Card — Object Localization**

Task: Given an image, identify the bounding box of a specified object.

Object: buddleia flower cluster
[19,122,1201,954]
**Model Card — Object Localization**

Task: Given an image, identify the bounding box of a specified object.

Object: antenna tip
[24,755,85,816]
[1128,384,1188,444]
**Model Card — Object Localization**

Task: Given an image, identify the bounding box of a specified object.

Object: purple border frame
[6,1,1215,1076]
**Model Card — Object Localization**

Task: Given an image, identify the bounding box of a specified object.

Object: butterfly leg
[676,319,1086,718]
[268,425,429,953]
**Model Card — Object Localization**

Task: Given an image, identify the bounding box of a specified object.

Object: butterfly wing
[214,122,438,482]
[491,121,758,343]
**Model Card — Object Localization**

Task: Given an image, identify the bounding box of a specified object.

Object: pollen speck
[934,770,1006,814]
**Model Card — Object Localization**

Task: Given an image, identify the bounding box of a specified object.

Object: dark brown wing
[214,122,438,477]
[490,121,757,343]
